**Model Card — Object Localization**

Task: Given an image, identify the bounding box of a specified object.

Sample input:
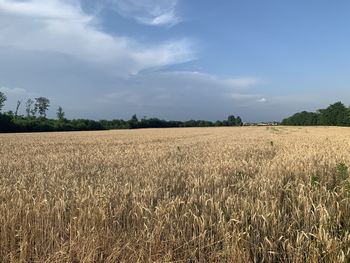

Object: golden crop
[0,127,350,262]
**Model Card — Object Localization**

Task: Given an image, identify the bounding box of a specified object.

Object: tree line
[0,91,243,132]
[281,102,350,126]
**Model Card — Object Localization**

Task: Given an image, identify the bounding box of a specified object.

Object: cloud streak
[108,0,181,26]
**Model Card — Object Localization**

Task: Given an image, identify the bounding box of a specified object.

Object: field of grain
[0,127,350,262]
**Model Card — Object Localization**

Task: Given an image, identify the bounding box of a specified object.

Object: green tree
[236,116,243,126]
[319,102,349,126]
[227,115,236,126]
[282,111,319,126]
[0,92,7,112]
[56,106,65,121]
[0,114,13,132]
[35,97,50,118]
[128,114,139,129]
[282,101,350,126]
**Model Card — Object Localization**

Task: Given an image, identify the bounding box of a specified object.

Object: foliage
[35,97,50,117]
[10,116,105,132]
[0,91,244,133]
[0,92,7,112]
[56,106,65,121]
[14,100,21,117]
[25,99,36,117]
[336,163,348,181]
[282,101,350,126]
[311,175,319,186]
[0,113,14,132]
[0,113,246,133]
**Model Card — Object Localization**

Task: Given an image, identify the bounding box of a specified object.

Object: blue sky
[1,0,350,122]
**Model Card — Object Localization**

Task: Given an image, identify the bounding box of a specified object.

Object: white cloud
[258,98,267,103]
[0,0,193,76]
[0,0,83,20]
[108,0,181,26]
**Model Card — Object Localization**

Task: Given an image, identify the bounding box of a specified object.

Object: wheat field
[0,126,350,262]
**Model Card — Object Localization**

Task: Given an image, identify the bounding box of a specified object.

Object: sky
[1,0,350,122]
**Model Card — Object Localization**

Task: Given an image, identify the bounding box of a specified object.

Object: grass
[0,127,350,262]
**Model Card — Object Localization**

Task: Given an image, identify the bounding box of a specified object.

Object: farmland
[0,127,350,262]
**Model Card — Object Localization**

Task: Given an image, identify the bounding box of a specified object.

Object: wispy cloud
[136,9,180,27]
[228,93,260,101]
[108,0,181,27]
[223,78,261,89]
[0,0,193,76]
[98,72,263,117]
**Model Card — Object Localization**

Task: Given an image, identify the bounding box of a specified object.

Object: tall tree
[25,99,36,117]
[236,116,243,126]
[227,115,236,126]
[0,92,7,112]
[15,100,21,117]
[35,97,50,118]
[56,106,65,121]
[128,114,139,129]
